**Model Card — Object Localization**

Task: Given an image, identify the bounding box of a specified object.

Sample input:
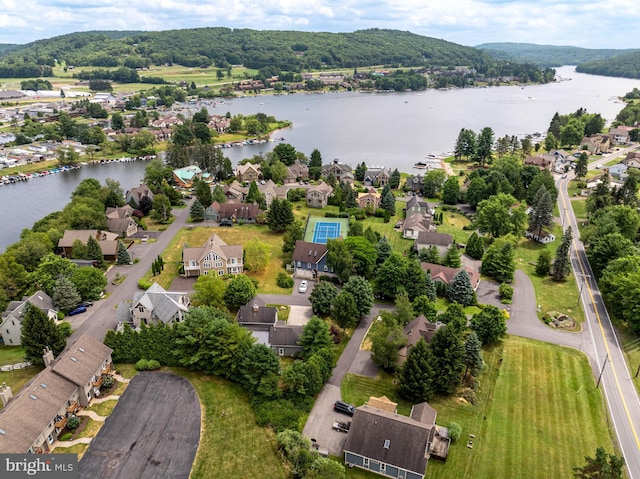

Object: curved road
[557,145,640,479]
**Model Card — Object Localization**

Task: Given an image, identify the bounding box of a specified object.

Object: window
[11,320,14,326]
[218,270,224,276]
[380,464,386,472]
[297,261,301,267]
[138,306,144,312]
[363,458,370,467]
[278,348,285,356]
[323,265,328,272]
[8,339,12,344]
[203,262,211,268]
[47,434,53,444]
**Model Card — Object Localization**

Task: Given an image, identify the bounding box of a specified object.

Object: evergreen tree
[424,273,437,302]
[375,236,392,265]
[482,238,516,283]
[419,245,441,265]
[405,259,427,301]
[412,295,437,321]
[52,277,81,312]
[86,234,104,267]
[193,178,212,207]
[190,199,205,222]
[528,185,554,237]
[309,148,323,180]
[437,302,467,333]
[553,227,573,281]
[465,232,485,260]
[442,177,460,205]
[573,447,624,479]
[464,331,484,377]
[212,185,227,203]
[282,221,304,255]
[430,325,465,394]
[355,162,367,182]
[389,168,401,189]
[443,242,462,268]
[267,198,294,232]
[447,270,476,306]
[575,152,588,179]
[20,302,66,366]
[536,249,553,276]
[116,240,131,265]
[471,305,507,345]
[381,190,396,216]
[399,339,434,402]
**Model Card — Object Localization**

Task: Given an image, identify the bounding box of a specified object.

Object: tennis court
[304,217,349,244]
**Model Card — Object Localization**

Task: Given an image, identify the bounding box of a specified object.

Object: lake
[1,66,638,251]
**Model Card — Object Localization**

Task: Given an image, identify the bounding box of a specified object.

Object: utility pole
[597,354,609,389]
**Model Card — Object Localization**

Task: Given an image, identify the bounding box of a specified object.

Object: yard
[342,336,614,479]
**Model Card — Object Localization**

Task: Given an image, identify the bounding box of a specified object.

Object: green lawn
[0,366,41,411]
[570,198,588,221]
[436,211,473,245]
[0,345,26,365]
[343,337,614,479]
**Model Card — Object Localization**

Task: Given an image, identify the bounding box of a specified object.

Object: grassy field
[436,210,473,244]
[570,197,588,221]
[0,366,40,411]
[0,345,26,365]
[343,336,614,479]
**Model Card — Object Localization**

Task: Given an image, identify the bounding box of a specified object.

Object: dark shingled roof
[415,231,452,247]
[51,334,112,388]
[344,405,432,476]
[269,324,303,347]
[237,305,278,325]
[292,240,328,263]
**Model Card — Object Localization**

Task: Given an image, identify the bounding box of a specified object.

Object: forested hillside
[0,44,18,54]
[477,42,637,67]
[576,51,640,79]
[0,28,491,72]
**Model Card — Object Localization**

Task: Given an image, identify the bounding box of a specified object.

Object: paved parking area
[287,305,313,326]
[78,372,201,479]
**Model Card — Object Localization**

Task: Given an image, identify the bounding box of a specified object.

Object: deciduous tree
[309,280,338,316]
[223,274,257,308]
[244,238,271,272]
[342,275,374,317]
[471,305,507,345]
[331,291,358,331]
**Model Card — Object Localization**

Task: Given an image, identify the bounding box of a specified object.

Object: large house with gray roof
[130,282,190,328]
[0,334,113,453]
[1,291,57,346]
[182,233,243,278]
[236,303,303,357]
[292,240,331,279]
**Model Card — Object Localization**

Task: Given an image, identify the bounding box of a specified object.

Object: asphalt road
[558,145,640,479]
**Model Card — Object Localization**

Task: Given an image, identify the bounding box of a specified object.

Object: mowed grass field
[426,337,612,479]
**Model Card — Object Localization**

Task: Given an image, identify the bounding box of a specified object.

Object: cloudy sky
[1,0,639,49]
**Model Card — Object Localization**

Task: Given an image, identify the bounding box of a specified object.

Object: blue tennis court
[312,221,342,244]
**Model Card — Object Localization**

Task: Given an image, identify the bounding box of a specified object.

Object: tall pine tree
[21,302,66,366]
[116,240,131,265]
[86,235,104,267]
[528,185,553,237]
[553,227,573,281]
[398,339,435,402]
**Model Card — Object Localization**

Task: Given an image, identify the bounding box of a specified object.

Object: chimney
[252,303,259,322]
[42,347,54,368]
[0,382,13,406]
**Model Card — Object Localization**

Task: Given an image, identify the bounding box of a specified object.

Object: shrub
[253,399,303,432]
[448,422,462,442]
[66,416,81,430]
[147,359,161,370]
[135,359,149,371]
[58,321,72,338]
[101,375,115,389]
[325,211,337,218]
[137,278,152,290]
[374,208,386,218]
[60,433,73,441]
[277,272,294,288]
[499,283,514,303]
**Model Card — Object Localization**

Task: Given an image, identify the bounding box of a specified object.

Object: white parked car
[298,280,308,293]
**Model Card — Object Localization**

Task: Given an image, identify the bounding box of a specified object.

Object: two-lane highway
[558,144,640,478]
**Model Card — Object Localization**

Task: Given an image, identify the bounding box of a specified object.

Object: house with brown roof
[106,205,138,237]
[223,180,247,201]
[125,184,154,208]
[204,200,262,223]
[609,126,631,145]
[343,401,450,479]
[0,334,113,453]
[398,315,442,365]
[236,163,262,183]
[403,213,433,239]
[306,181,334,208]
[285,160,310,183]
[358,188,381,210]
[292,240,331,279]
[421,262,480,290]
[58,230,120,261]
[130,282,190,328]
[623,152,640,169]
[1,291,57,346]
[580,135,611,155]
[524,155,554,171]
[182,233,243,278]
[414,231,453,255]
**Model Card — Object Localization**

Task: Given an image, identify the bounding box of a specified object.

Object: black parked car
[333,400,355,416]
[219,219,233,227]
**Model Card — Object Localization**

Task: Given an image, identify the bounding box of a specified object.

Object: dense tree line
[576,50,640,79]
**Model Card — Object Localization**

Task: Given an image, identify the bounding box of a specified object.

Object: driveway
[78,372,200,479]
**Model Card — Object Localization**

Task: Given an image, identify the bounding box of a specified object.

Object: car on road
[68,305,87,316]
[219,219,233,227]
[333,400,355,416]
[82,301,93,307]
[298,280,308,293]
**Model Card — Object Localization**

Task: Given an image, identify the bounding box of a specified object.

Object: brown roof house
[306,181,334,208]
[421,262,480,290]
[363,167,391,187]
[623,152,640,169]
[126,184,154,208]
[204,200,262,223]
[0,290,57,346]
[0,334,113,453]
[106,204,138,237]
[321,161,352,181]
[58,229,120,261]
[358,188,381,210]
[414,231,453,255]
[398,315,442,365]
[343,401,450,479]
[130,282,190,328]
[236,162,262,183]
[292,240,332,279]
[403,213,434,239]
[580,134,611,155]
[285,160,309,183]
[182,233,243,278]
[524,155,554,171]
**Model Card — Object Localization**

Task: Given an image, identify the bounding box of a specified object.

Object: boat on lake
[414,161,428,169]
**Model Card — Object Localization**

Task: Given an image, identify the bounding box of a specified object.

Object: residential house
[260,180,288,207]
[58,230,120,261]
[414,232,453,255]
[285,160,309,183]
[524,229,557,244]
[364,167,391,187]
[623,152,640,169]
[358,188,381,210]
[1,291,57,346]
[182,233,243,278]
[405,175,425,193]
[204,200,262,223]
[343,401,450,479]
[398,315,441,364]
[130,282,190,328]
[236,163,262,183]
[318,72,345,85]
[609,127,631,145]
[405,196,431,216]
[125,184,154,208]
[321,161,352,181]
[421,262,480,290]
[579,135,611,155]
[608,163,628,179]
[306,181,334,208]
[236,303,303,357]
[223,180,247,201]
[403,213,434,239]
[106,205,138,237]
[292,240,331,279]
[173,165,203,188]
[524,155,554,171]
[0,334,114,453]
